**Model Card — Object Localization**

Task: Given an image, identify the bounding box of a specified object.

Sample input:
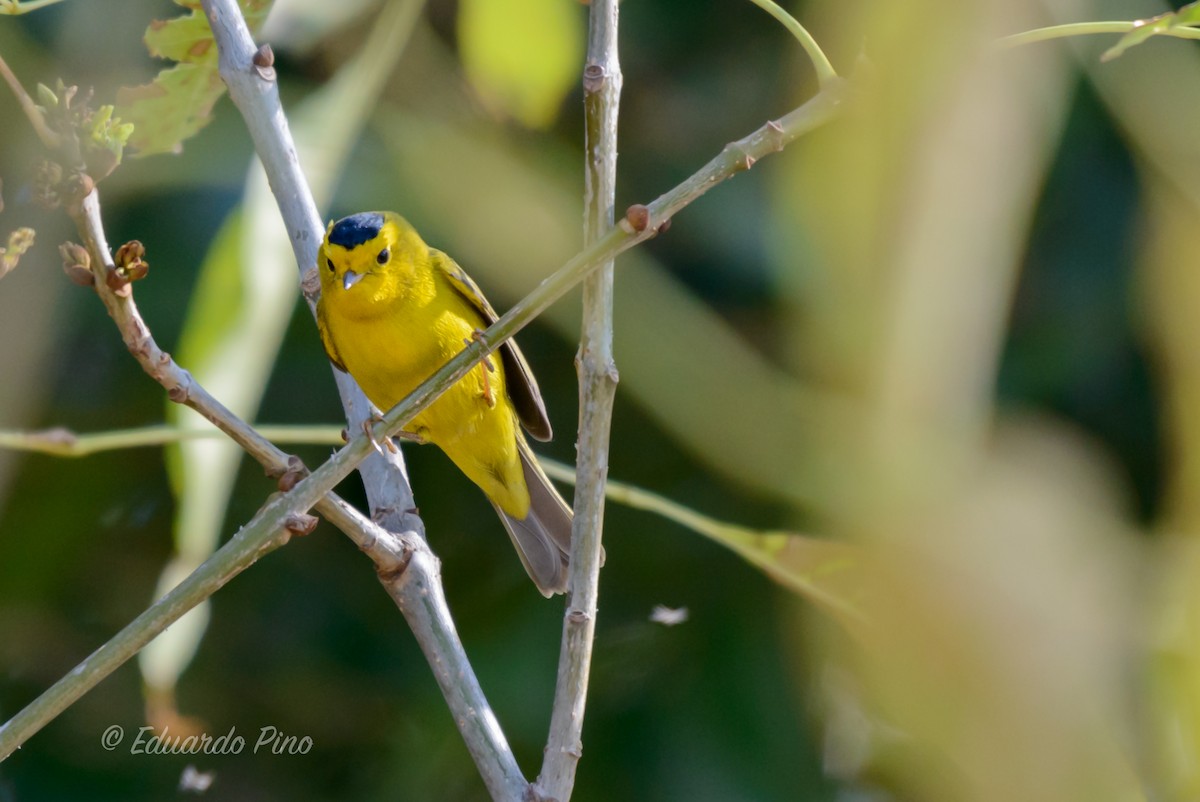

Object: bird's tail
[493,441,573,597]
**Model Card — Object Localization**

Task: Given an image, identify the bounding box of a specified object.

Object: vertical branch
[536,1,621,799]
[199,2,527,797]
[200,0,419,537]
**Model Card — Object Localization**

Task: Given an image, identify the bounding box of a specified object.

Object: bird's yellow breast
[318,258,529,518]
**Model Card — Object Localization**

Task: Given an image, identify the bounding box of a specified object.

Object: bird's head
[318,211,425,302]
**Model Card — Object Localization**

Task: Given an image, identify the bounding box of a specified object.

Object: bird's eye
[376,248,390,265]
[326,257,335,272]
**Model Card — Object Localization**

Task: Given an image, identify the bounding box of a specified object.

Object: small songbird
[316,211,572,596]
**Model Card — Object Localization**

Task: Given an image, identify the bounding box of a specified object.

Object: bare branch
[0,423,344,457]
[536,1,621,798]
[0,51,60,148]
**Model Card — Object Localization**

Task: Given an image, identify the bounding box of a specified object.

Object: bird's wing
[315,293,348,373]
[430,248,553,442]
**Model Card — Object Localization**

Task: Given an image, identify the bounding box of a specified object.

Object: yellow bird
[315,212,573,596]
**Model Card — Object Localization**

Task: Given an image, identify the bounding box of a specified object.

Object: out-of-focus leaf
[1138,178,1200,799]
[457,0,583,129]
[0,227,35,277]
[142,213,269,716]
[143,9,221,64]
[116,0,272,156]
[1102,2,1200,62]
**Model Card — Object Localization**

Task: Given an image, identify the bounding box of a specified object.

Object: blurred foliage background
[2,0,1200,799]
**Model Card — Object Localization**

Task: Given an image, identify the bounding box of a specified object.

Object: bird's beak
[342,270,365,291]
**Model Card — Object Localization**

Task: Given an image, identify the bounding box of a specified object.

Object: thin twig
[997,21,1135,47]
[0,423,344,456]
[0,0,69,14]
[0,51,60,148]
[540,459,868,628]
[995,21,1200,48]
[536,1,621,799]
[745,0,837,87]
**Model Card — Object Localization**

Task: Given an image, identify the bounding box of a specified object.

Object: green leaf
[143,9,221,64]
[115,0,272,156]
[1102,2,1200,62]
[116,63,226,156]
[458,0,583,129]
[0,227,35,275]
[1178,1,1200,26]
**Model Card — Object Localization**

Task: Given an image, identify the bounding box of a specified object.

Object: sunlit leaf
[457,0,583,129]
[116,0,272,156]
[144,9,220,64]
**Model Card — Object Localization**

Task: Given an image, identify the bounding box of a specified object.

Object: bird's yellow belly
[329,304,530,518]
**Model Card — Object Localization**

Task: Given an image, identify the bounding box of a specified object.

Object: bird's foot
[394,429,427,445]
[361,416,394,456]
[465,330,497,409]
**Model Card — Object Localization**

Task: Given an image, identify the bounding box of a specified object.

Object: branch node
[766,118,786,150]
[376,547,413,584]
[623,203,650,233]
[566,608,590,625]
[167,383,189,404]
[301,266,320,303]
[275,456,308,491]
[582,63,605,93]
[284,512,319,538]
[252,43,276,82]
[64,173,94,214]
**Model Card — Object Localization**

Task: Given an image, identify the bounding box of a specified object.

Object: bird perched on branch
[316,211,573,596]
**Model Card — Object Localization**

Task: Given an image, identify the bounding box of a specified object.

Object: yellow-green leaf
[117,63,226,156]
[1102,2,1200,62]
[116,0,272,156]
[144,10,221,64]
[458,0,583,129]
[0,227,35,276]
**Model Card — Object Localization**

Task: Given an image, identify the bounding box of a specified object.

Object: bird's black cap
[328,212,385,249]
